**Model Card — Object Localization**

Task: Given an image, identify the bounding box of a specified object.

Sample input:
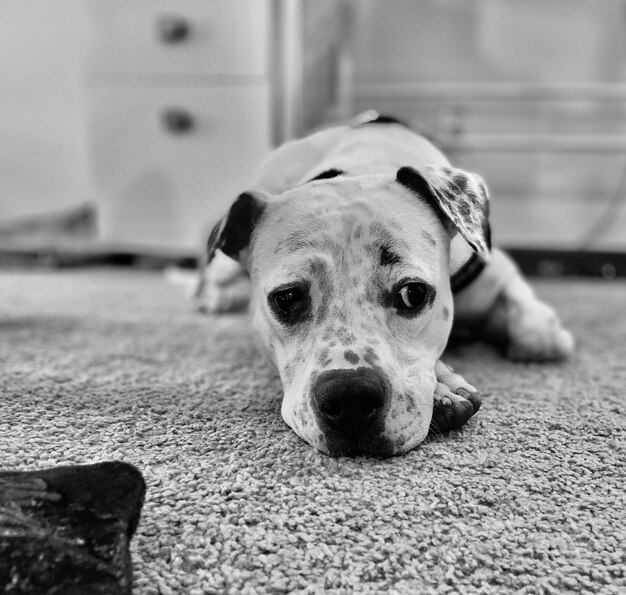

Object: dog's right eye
[390,280,434,318]
[269,286,309,322]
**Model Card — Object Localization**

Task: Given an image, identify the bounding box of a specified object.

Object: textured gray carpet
[1,269,625,594]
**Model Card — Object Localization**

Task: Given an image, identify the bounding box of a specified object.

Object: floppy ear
[206,191,267,265]
[396,165,491,259]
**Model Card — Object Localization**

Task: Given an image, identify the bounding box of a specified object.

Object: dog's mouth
[317,421,431,457]
[321,433,398,458]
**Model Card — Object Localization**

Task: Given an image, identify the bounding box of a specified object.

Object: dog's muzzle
[310,367,393,456]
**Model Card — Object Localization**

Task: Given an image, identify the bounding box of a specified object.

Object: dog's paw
[502,296,574,362]
[194,252,251,314]
[430,361,481,434]
[195,276,251,314]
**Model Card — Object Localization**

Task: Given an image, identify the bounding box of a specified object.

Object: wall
[0,0,91,222]
[349,0,626,249]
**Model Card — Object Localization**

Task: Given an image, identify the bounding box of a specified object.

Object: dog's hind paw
[505,298,574,362]
[430,361,481,435]
[483,289,575,362]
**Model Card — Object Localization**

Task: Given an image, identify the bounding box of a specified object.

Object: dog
[195,112,574,457]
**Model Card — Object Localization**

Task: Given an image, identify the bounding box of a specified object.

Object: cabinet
[84,0,348,254]
[84,0,273,254]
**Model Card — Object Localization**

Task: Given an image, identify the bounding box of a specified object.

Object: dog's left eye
[270,286,309,322]
[394,282,429,312]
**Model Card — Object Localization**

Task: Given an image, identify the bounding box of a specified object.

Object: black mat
[0,461,145,594]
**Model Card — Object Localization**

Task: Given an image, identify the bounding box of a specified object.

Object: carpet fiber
[1,269,625,594]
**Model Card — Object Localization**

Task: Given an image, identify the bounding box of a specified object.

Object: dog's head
[207,165,490,456]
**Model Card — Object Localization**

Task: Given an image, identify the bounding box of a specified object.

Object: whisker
[429,419,443,437]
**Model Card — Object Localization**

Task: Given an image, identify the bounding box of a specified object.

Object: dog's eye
[270,287,309,322]
[394,282,429,312]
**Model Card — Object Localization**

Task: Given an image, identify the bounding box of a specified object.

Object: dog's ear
[206,191,268,265]
[396,165,491,258]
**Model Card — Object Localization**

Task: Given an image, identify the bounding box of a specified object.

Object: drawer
[87,86,271,251]
[84,0,270,78]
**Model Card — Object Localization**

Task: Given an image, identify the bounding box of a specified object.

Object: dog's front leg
[430,360,482,434]
[480,252,575,361]
[455,249,574,361]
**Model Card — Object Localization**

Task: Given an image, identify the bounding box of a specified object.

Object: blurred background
[1,0,625,275]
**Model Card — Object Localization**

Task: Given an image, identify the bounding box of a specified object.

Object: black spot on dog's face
[422,230,437,246]
[336,326,357,346]
[363,346,380,367]
[317,348,332,368]
[344,350,359,365]
[379,244,402,267]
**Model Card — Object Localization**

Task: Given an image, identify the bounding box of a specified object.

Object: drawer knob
[158,15,190,43]
[162,108,194,134]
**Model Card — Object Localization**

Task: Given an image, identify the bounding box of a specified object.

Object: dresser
[83,0,348,255]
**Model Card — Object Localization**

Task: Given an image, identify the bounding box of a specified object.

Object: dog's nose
[311,368,388,437]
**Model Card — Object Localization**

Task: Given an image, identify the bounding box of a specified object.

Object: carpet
[1,269,624,594]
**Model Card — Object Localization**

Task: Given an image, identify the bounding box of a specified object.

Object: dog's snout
[312,367,388,437]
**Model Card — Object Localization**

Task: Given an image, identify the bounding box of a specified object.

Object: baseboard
[505,247,626,278]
